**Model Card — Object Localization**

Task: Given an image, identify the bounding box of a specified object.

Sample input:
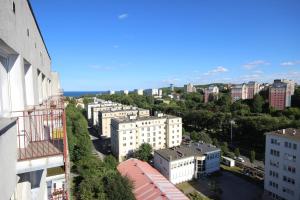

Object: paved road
[239,155,264,170]
[88,128,106,160]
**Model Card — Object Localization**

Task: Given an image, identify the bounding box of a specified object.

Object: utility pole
[230,120,235,145]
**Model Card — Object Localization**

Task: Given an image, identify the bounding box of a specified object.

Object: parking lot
[179,170,264,200]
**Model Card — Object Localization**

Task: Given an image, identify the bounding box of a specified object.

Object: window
[27,28,29,37]
[12,2,16,13]
[293,143,297,150]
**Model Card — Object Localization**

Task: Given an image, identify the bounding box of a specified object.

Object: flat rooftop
[100,107,147,113]
[155,142,220,161]
[266,128,300,141]
[112,114,179,123]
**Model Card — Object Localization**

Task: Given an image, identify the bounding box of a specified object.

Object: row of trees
[66,104,135,200]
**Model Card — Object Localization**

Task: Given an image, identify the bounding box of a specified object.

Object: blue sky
[30,0,300,91]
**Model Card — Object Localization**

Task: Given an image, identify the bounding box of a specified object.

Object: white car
[236,157,245,163]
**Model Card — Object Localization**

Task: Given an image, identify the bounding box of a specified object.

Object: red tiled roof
[117,158,189,200]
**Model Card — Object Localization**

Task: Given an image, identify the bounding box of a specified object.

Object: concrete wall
[0,118,17,200]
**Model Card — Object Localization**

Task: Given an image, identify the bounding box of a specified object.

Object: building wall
[0,119,17,200]
[264,134,300,200]
[111,116,183,162]
[205,151,221,174]
[269,87,286,110]
[0,0,61,117]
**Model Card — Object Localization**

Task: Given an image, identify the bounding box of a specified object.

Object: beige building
[247,81,260,99]
[204,86,219,103]
[184,83,197,93]
[111,113,182,161]
[231,83,248,102]
[99,107,150,138]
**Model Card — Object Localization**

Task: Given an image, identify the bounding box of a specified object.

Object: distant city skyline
[30,0,300,91]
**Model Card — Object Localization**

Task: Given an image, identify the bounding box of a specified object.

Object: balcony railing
[16,108,66,161]
[49,188,68,200]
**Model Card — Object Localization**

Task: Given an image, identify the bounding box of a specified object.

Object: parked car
[235,157,245,163]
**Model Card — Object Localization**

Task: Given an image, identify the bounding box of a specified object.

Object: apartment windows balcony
[15,108,66,161]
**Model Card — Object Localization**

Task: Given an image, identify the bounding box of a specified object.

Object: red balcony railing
[49,188,68,200]
[16,108,66,161]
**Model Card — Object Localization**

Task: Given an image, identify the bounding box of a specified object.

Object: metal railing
[16,108,65,161]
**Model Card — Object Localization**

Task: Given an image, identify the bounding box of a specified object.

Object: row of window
[207,153,220,160]
[269,181,278,189]
[284,153,296,162]
[269,170,278,178]
[269,160,296,174]
[270,149,280,157]
[171,160,195,169]
[283,176,295,185]
[270,138,298,150]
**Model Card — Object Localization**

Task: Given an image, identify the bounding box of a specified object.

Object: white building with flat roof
[134,89,143,95]
[99,107,150,138]
[264,128,300,200]
[111,113,182,161]
[144,88,159,96]
[0,0,68,199]
[154,143,221,184]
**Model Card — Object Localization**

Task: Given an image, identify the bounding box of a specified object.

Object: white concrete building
[154,143,221,184]
[99,107,150,138]
[264,128,300,200]
[144,88,159,96]
[134,89,143,95]
[111,113,182,161]
[230,83,248,102]
[0,0,68,199]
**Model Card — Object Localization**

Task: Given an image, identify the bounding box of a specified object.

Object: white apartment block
[0,0,68,199]
[134,89,143,95]
[111,113,182,161]
[99,107,150,138]
[264,128,300,200]
[154,143,221,184]
[204,85,219,103]
[86,99,120,121]
[144,88,159,96]
[184,83,197,93]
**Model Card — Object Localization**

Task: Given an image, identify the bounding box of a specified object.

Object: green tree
[135,143,153,162]
[250,150,256,163]
[234,148,240,157]
[252,94,264,113]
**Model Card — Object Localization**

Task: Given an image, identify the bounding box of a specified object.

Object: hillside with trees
[95,86,300,159]
[66,104,135,200]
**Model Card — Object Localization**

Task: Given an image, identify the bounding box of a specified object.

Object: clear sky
[30,0,300,91]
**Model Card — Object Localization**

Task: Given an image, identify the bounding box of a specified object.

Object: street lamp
[230,120,235,145]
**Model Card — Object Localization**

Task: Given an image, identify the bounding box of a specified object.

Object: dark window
[27,29,29,37]
[13,2,16,13]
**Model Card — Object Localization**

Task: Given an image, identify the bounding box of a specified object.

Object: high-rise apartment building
[204,86,219,103]
[111,113,182,161]
[144,88,159,96]
[231,83,248,102]
[247,81,260,99]
[184,83,197,93]
[134,89,143,95]
[269,79,294,110]
[264,128,300,200]
[0,0,68,199]
[99,107,150,138]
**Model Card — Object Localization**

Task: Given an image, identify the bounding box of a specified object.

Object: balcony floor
[18,140,63,161]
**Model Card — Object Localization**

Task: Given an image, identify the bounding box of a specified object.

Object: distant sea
[64,91,105,97]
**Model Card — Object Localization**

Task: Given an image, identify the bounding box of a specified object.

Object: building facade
[0,0,68,199]
[134,89,143,95]
[247,81,260,99]
[231,83,248,102]
[184,83,197,93]
[154,143,221,184]
[269,79,294,110]
[264,129,300,200]
[111,113,182,161]
[204,86,219,103]
[144,88,159,96]
[99,107,150,138]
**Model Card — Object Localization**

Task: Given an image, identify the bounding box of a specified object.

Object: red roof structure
[117,158,189,200]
